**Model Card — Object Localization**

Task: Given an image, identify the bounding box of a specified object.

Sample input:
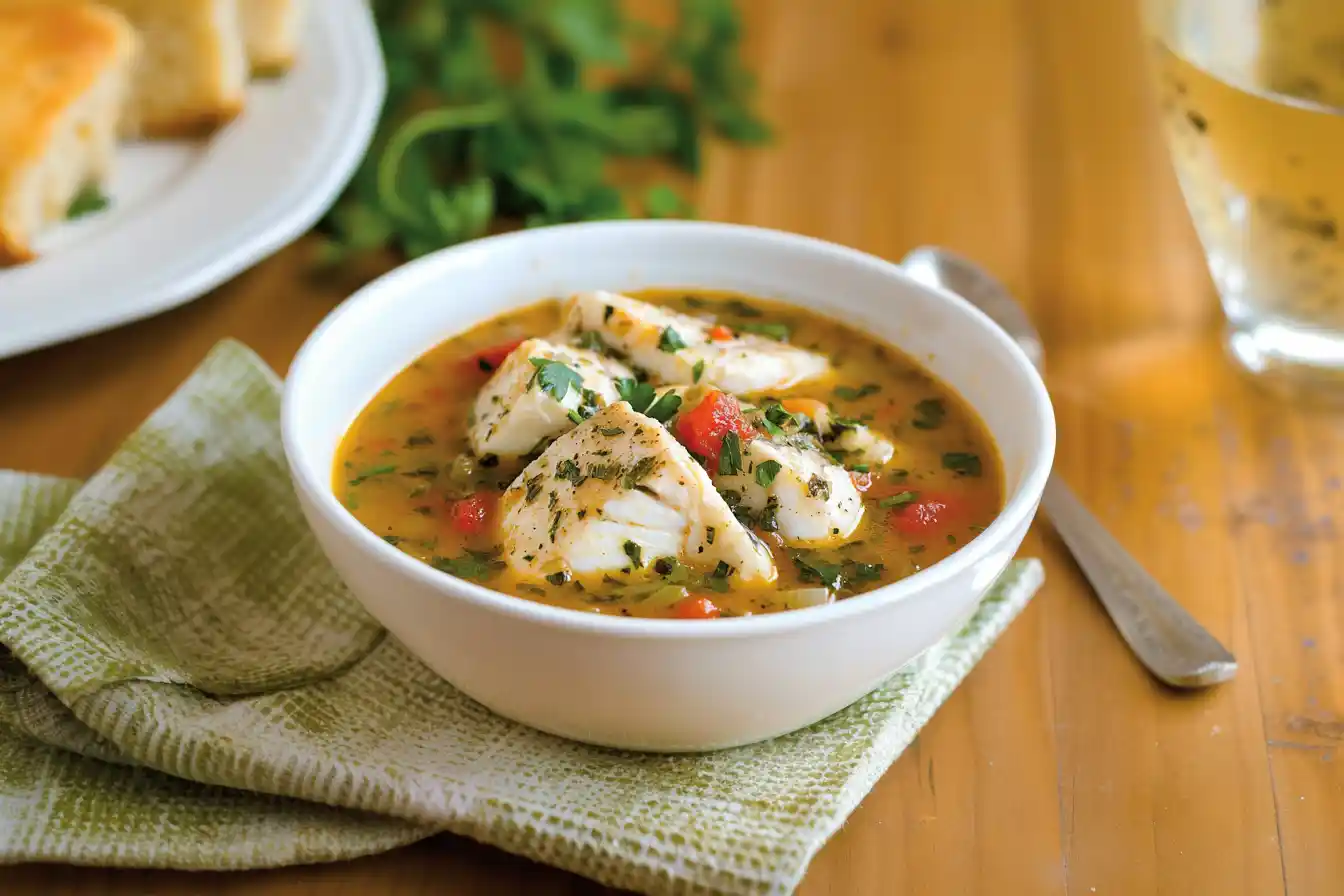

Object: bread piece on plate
[0,0,250,138]
[0,3,136,266]
[239,0,305,75]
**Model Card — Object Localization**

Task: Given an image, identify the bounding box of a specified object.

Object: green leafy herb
[912,398,946,430]
[942,452,982,477]
[792,554,846,590]
[853,562,884,582]
[556,458,586,485]
[755,459,782,487]
[546,570,572,586]
[878,491,918,508]
[432,550,504,581]
[658,327,689,352]
[644,390,683,423]
[67,185,110,220]
[622,456,658,489]
[692,359,706,383]
[316,1,770,264]
[529,358,583,401]
[833,383,881,401]
[719,431,743,475]
[348,464,398,485]
[404,430,435,447]
[597,426,625,436]
[615,377,657,413]
[382,535,404,546]
[737,321,790,342]
[623,540,644,568]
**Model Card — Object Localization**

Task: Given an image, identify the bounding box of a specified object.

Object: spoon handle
[1041,476,1237,688]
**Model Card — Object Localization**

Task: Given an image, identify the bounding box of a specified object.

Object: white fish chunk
[554,290,831,394]
[714,435,865,547]
[768,401,897,470]
[829,423,897,468]
[469,338,632,460]
[499,402,777,586]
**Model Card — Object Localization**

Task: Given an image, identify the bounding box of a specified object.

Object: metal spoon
[901,246,1237,688]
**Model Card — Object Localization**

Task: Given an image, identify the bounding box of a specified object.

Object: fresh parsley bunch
[317,0,771,264]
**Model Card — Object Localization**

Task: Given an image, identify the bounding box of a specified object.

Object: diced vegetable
[470,340,524,373]
[449,493,495,535]
[708,324,735,342]
[674,390,757,469]
[888,492,959,536]
[674,596,722,619]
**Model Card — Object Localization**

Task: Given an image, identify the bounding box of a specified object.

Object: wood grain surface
[4,0,1342,892]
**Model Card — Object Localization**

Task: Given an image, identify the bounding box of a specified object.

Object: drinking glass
[1144,0,1344,398]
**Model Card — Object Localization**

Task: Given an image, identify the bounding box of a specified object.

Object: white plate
[0,0,385,360]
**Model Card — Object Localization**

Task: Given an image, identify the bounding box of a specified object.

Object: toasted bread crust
[0,3,135,265]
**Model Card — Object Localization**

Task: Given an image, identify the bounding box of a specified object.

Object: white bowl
[282,221,1055,752]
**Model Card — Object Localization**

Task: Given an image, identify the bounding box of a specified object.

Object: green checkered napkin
[0,340,1043,895]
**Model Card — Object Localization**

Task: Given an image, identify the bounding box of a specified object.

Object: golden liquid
[1149,1,1344,334]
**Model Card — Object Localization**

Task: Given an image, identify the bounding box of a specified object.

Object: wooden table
[4,0,1341,892]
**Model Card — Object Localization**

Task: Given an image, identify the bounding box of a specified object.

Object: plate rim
[0,0,386,360]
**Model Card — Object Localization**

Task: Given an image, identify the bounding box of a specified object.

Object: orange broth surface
[333,290,1003,619]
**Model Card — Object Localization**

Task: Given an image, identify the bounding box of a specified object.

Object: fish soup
[333,289,1003,619]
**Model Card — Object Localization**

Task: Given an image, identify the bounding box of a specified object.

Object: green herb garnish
[878,491,918,508]
[658,327,689,352]
[348,464,398,485]
[432,550,505,581]
[912,398,946,430]
[644,390,683,423]
[833,383,881,401]
[615,377,657,412]
[718,431,743,476]
[692,359,706,383]
[755,459,782,487]
[623,540,644,568]
[942,452,982,477]
[529,358,583,401]
[737,321,790,341]
[67,185,110,220]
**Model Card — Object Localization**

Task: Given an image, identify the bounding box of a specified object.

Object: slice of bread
[0,0,249,138]
[0,3,136,266]
[239,0,305,75]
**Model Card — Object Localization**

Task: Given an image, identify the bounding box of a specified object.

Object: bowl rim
[282,220,1055,640]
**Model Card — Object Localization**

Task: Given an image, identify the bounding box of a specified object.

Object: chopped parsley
[658,327,688,352]
[432,551,504,581]
[623,540,644,567]
[67,185,109,220]
[348,464,397,485]
[555,459,585,485]
[737,321,790,341]
[622,456,658,490]
[693,359,706,383]
[597,426,625,436]
[792,553,884,591]
[615,377,658,412]
[718,431,743,476]
[833,383,881,401]
[645,390,683,423]
[942,452,982,477]
[546,570,572,586]
[912,398,946,430]
[878,491,918,508]
[404,430,435,447]
[529,358,583,401]
[755,459,782,487]
[382,535,404,546]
